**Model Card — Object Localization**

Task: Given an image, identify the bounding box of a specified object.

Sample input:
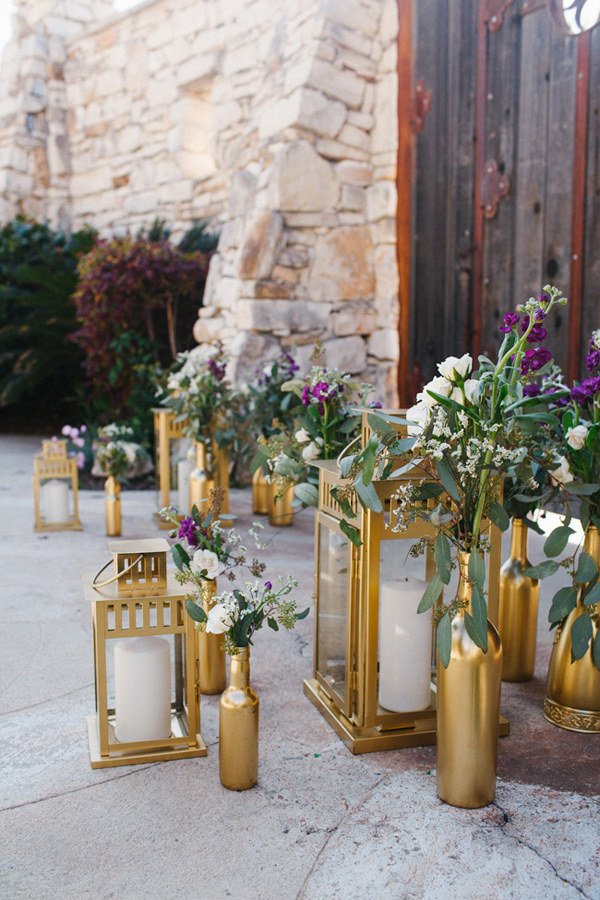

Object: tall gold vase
[213,441,230,514]
[498,518,539,682]
[105,476,121,537]
[189,442,214,509]
[436,552,503,808]
[269,484,294,527]
[252,468,271,515]
[219,647,259,790]
[544,525,600,733]
[197,580,226,695]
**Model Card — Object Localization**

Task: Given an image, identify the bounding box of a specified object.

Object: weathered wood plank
[581,24,600,373]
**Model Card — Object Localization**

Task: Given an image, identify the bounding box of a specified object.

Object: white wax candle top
[378,577,432,714]
[114,636,172,743]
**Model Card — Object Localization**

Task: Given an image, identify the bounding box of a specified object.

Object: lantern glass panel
[315,516,354,714]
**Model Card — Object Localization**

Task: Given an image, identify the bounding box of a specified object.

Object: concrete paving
[1,434,599,900]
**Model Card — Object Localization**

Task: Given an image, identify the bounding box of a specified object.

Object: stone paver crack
[294,771,390,900]
[491,799,593,899]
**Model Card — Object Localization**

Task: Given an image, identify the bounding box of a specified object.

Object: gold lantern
[152,408,190,528]
[303,412,509,753]
[33,439,82,531]
[85,538,207,768]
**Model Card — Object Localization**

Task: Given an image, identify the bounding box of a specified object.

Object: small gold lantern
[33,439,82,531]
[152,407,190,528]
[303,412,508,753]
[85,538,207,768]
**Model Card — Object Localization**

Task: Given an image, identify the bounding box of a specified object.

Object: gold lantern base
[303,678,510,754]
[87,712,207,768]
[35,520,83,533]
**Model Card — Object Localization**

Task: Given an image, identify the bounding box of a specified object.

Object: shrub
[71,238,212,420]
[0,217,96,422]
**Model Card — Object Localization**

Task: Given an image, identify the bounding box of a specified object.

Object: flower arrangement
[524,329,600,667]
[247,350,300,440]
[160,341,239,473]
[161,488,265,585]
[53,425,93,471]
[336,286,569,666]
[184,576,308,656]
[253,345,379,507]
[92,423,152,480]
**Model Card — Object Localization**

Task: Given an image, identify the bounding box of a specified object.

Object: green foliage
[178,219,220,255]
[0,218,96,421]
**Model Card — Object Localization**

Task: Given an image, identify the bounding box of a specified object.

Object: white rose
[418,376,452,407]
[550,456,574,486]
[205,603,234,634]
[406,401,430,436]
[191,548,222,580]
[437,353,473,381]
[566,424,589,451]
[463,379,478,403]
[302,440,323,461]
[295,428,311,443]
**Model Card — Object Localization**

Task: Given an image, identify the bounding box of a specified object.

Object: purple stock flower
[207,358,226,381]
[520,347,551,375]
[521,314,547,344]
[586,349,600,372]
[178,516,199,548]
[370,400,383,409]
[522,382,541,398]
[312,381,330,400]
[499,311,520,333]
[301,385,311,406]
[264,581,272,590]
[570,377,600,405]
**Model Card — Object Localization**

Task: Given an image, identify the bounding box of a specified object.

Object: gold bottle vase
[189,442,215,509]
[213,441,230,515]
[219,647,259,791]
[436,552,503,808]
[544,525,600,733]
[197,580,226,695]
[498,518,539,682]
[269,484,294,527]
[105,476,121,537]
[252,468,271,515]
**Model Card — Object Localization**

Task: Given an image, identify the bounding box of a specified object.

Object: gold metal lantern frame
[85,539,207,768]
[303,412,509,754]
[33,439,82,531]
[152,408,190,528]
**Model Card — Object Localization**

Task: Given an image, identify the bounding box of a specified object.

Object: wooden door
[399,0,600,403]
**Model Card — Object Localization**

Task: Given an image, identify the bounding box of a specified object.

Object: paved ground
[1,434,599,900]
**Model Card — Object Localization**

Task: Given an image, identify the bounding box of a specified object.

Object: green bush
[0,217,96,423]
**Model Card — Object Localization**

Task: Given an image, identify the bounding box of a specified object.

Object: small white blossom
[566,424,589,451]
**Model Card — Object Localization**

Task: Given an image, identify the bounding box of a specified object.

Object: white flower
[406,401,431,436]
[302,440,323,461]
[566,424,589,451]
[417,376,452,407]
[437,353,472,381]
[295,428,311,443]
[191,549,222,580]
[205,603,234,634]
[463,379,478,403]
[549,456,574,486]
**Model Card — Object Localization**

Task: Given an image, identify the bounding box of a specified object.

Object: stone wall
[0,0,400,404]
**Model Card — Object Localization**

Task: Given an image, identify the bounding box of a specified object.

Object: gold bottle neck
[510,517,529,562]
[584,525,600,563]
[229,647,250,688]
[457,551,472,614]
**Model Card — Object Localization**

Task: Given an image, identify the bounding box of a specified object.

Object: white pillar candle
[42,479,70,524]
[177,456,194,513]
[114,636,171,743]
[378,577,432,713]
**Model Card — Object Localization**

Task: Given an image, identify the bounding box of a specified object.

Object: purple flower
[370,400,383,409]
[499,311,520,333]
[264,581,272,590]
[207,358,226,381]
[520,347,551,375]
[312,381,330,400]
[301,385,311,406]
[538,292,550,305]
[521,314,547,344]
[178,516,199,548]
[522,383,541,398]
[586,349,600,372]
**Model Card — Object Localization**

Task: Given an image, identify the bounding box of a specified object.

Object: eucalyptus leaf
[367,412,395,436]
[185,600,207,623]
[435,458,460,501]
[296,607,310,620]
[434,533,452,585]
[471,584,488,651]
[267,617,279,631]
[582,581,600,607]
[340,519,362,547]
[543,525,574,558]
[417,573,443,613]
[468,550,485,588]
[575,551,598,584]
[524,559,559,579]
[571,613,593,661]
[361,442,377,486]
[437,613,452,669]
[172,543,190,572]
[339,454,355,478]
[563,482,600,495]
[488,500,510,532]
[354,477,383,513]
[293,482,319,507]
[548,586,578,624]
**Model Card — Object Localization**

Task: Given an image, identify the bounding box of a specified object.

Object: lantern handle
[92,554,144,590]
[336,434,361,471]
